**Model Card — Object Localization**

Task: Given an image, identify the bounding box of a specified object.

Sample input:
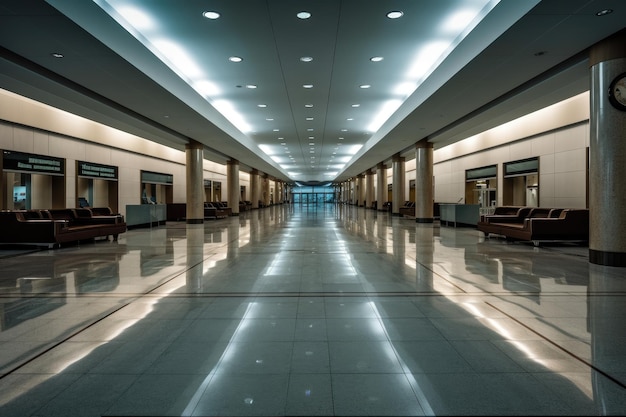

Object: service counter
[439,204,480,227]
[126,204,167,228]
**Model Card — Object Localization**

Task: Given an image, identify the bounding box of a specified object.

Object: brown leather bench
[478,207,587,246]
[0,208,127,248]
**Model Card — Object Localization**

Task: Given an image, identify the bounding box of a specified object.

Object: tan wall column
[185,140,204,224]
[376,163,387,211]
[356,175,364,206]
[589,29,626,266]
[227,159,239,216]
[415,140,434,223]
[392,155,405,216]
[250,170,259,209]
[263,175,270,206]
[366,169,375,209]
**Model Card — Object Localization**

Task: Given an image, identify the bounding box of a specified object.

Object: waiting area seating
[399,201,415,217]
[477,206,589,246]
[0,207,126,248]
[204,202,229,219]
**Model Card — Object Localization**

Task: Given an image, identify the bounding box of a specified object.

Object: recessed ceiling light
[229,56,243,62]
[303,84,314,89]
[351,104,360,107]
[257,104,267,108]
[359,84,371,89]
[51,52,64,58]
[306,117,314,121]
[203,11,220,19]
[338,137,344,140]
[308,136,314,139]
[305,104,314,108]
[386,11,403,19]
[266,118,274,121]
[273,129,279,132]
[596,9,613,16]
[307,128,314,132]
[347,118,353,121]
[309,142,315,146]
[370,56,383,62]
[300,56,313,62]
[246,84,257,89]
[297,11,311,19]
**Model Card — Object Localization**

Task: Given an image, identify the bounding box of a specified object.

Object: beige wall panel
[33,130,50,155]
[553,197,586,209]
[554,125,586,152]
[539,154,555,174]
[13,126,35,153]
[530,133,556,156]
[49,135,85,160]
[509,140,532,160]
[0,122,12,148]
[111,149,139,170]
[65,161,76,208]
[539,173,555,200]
[554,171,586,198]
[85,142,112,164]
[554,148,585,173]
[434,92,589,164]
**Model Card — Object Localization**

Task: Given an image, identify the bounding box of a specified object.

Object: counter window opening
[76,161,119,213]
[2,151,65,210]
[503,157,539,208]
[465,165,497,215]
[140,170,173,205]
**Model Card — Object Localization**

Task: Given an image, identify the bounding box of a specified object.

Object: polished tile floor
[0,204,625,416]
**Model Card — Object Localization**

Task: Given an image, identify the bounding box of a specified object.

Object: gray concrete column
[589,29,626,266]
[227,159,239,216]
[366,169,375,209]
[415,140,434,223]
[185,140,204,224]
[250,169,260,209]
[392,155,405,216]
[376,163,387,211]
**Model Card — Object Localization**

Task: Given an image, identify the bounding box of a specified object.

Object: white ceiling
[0,0,624,184]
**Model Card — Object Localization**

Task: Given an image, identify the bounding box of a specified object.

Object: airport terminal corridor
[0,204,625,416]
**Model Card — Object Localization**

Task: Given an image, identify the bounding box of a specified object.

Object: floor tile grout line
[484,300,626,391]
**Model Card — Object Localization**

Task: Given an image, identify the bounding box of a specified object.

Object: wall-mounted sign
[504,157,538,177]
[77,161,118,180]
[141,170,173,185]
[466,165,497,181]
[2,151,64,176]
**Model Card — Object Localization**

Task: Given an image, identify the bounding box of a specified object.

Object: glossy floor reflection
[0,204,625,416]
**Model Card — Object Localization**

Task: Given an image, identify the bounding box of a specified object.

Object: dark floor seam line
[0,301,134,380]
[484,300,626,391]
[416,261,469,294]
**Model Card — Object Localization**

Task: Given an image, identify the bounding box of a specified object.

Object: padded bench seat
[0,208,127,248]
